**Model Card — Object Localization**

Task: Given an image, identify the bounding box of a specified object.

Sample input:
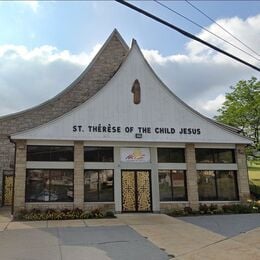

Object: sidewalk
[1,208,260,260]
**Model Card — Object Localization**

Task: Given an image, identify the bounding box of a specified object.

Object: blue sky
[0,1,259,117]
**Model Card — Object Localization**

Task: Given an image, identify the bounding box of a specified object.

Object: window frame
[27,145,74,162]
[158,169,188,201]
[195,149,235,163]
[84,169,114,202]
[84,147,114,162]
[157,148,185,163]
[197,170,239,201]
[25,169,74,203]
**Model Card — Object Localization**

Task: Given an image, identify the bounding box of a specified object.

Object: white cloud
[0,15,259,118]
[0,44,101,116]
[142,14,260,118]
[19,1,39,13]
[195,94,226,118]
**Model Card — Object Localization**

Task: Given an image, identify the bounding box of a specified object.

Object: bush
[199,204,209,214]
[167,209,185,217]
[184,206,193,215]
[16,208,114,221]
[105,211,116,218]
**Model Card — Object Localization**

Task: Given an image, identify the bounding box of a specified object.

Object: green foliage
[222,201,260,214]
[167,201,260,217]
[16,208,115,221]
[215,77,260,155]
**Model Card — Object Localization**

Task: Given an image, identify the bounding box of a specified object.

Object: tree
[215,77,260,154]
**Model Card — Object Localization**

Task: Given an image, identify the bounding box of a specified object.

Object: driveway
[1,208,260,260]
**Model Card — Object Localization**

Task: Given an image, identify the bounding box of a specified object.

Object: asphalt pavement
[178,213,260,237]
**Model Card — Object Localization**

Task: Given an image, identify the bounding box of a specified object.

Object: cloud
[0,44,101,116]
[0,15,259,119]
[19,1,39,13]
[143,15,260,118]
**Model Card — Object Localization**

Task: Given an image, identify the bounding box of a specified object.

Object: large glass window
[198,170,238,201]
[25,169,73,202]
[27,146,74,161]
[84,147,114,162]
[157,148,185,163]
[196,149,235,163]
[84,170,114,202]
[158,170,187,201]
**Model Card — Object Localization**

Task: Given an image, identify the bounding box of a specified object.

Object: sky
[0,0,259,118]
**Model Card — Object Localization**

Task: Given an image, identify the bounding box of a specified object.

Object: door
[3,173,14,206]
[121,170,152,212]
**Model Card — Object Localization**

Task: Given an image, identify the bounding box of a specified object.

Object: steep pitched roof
[0,29,129,134]
[11,39,252,144]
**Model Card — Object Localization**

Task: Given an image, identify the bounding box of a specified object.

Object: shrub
[167,209,185,217]
[184,206,193,215]
[105,211,115,218]
[199,204,209,214]
[16,208,114,221]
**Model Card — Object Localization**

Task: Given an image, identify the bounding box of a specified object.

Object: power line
[154,0,260,62]
[185,0,260,57]
[115,0,260,72]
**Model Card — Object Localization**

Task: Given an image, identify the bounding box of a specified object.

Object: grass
[248,160,260,199]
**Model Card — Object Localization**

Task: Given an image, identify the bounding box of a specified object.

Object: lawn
[248,161,260,199]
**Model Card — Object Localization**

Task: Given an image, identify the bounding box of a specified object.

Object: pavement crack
[97,240,129,245]
[57,228,63,260]
[176,237,230,257]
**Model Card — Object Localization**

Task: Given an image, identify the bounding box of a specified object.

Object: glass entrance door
[121,170,152,212]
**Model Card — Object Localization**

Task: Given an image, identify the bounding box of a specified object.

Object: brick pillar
[186,144,199,210]
[236,144,250,202]
[13,140,26,214]
[74,141,84,209]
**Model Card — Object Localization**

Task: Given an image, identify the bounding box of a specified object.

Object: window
[27,146,74,161]
[25,169,73,202]
[84,170,114,202]
[198,170,238,201]
[158,170,187,201]
[157,148,185,163]
[84,147,114,162]
[196,149,235,163]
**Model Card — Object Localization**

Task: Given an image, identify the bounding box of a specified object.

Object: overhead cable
[154,0,259,62]
[185,0,260,57]
[115,0,260,72]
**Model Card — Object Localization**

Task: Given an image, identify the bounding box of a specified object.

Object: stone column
[74,141,84,209]
[150,147,160,213]
[185,144,199,210]
[236,144,250,202]
[13,140,26,214]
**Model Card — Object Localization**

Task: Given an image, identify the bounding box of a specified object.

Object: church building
[0,30,251,215]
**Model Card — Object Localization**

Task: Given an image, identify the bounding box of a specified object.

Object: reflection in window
[198,170,238,201]
[216,171,238,201]
[25,169,73,202]
[196,149,235,163]
[157,148,185,163]
[198,171,217,200]
[159,170,187,201]
[84,147,114,162]
[84,170,114,202]
[27,146,74,161]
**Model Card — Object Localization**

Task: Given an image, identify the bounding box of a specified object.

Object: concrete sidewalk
[1,208,260,260]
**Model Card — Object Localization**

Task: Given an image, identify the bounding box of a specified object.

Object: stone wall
[236,144,250,202]
[0,31,128,203]
[185,143,199,210]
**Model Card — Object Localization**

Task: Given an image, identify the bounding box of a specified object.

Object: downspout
[8,136,16,217]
